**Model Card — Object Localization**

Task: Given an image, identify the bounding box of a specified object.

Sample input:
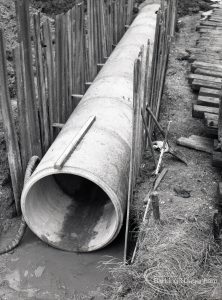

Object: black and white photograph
[0,0,222,299]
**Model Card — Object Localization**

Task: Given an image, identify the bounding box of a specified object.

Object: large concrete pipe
[21,3,159,252]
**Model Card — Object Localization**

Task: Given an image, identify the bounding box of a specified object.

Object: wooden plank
[124,55,139,264]
[99,0,108,62]
[197,35,222,40]
[189,54,222,64]
[79,3,86,94]
[187,47,222,54]
[87,0,96,81]
[192,104,219,118]
[204,112,219,121]
[177,136,213,154]
[197,42,222,49]
[67,9,73,119]
[192,62,222,73]
[191,79,222,91]
[17,0,42,157]
[188,73,222,85]
[197,95,219,107]
[198,27,222,33]
[33,13,50,154]
[200,20,222,27]
[197,39,222,45]
[0,30,23,215]
[189,134,214,142]
[55,14,63,124]
[54,116,96,170]
[195,68,222,79]
[209,17,222,22]
[199,87,221,98]
[42,19,56,143]
[61,15,67,123]
[126,0,134,26]
[14,46,28,172]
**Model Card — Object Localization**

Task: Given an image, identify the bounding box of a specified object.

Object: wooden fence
[0,0,136,215]
[124,0,178,263]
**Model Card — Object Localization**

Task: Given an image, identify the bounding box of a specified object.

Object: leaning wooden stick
[141,109,157,167]
[146,106,165,138]
[155,121,171,175]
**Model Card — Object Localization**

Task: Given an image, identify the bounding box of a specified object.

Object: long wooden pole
[0,30,23,215]
[17,0,42,157]
[124,58,141,264]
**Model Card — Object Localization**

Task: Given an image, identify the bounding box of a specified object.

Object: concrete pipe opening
[22,173,119,252]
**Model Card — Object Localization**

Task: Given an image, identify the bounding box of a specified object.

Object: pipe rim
[21,166,124,252]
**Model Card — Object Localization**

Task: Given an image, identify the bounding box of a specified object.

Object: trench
[16,3,159,297]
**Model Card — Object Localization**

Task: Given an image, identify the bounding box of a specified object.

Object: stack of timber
[188,4,222,138]
[186,3,222,202]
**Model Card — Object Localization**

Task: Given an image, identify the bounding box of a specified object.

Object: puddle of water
[4,227,124,298]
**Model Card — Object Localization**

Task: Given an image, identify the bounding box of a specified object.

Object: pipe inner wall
[21,4,159,252]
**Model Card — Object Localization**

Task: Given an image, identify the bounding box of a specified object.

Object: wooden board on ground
[204,112,219,121]
[189,55,222,64]
[199,87,221,98]
[191,79,222,91]
[188,73,222,85]
[187,47,222,54]
[192,104,219,118]
[191,61,222,73]
[177,135,213,154]
[197,95,219,107]
[197,27,222,33]
[200,20,222,27]
[195,68,222,79]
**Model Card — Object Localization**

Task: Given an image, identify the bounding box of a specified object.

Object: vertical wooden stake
[17,0,42,157]
[151,192,160,221]
[141,109,157,167]
[0,30,23,215]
